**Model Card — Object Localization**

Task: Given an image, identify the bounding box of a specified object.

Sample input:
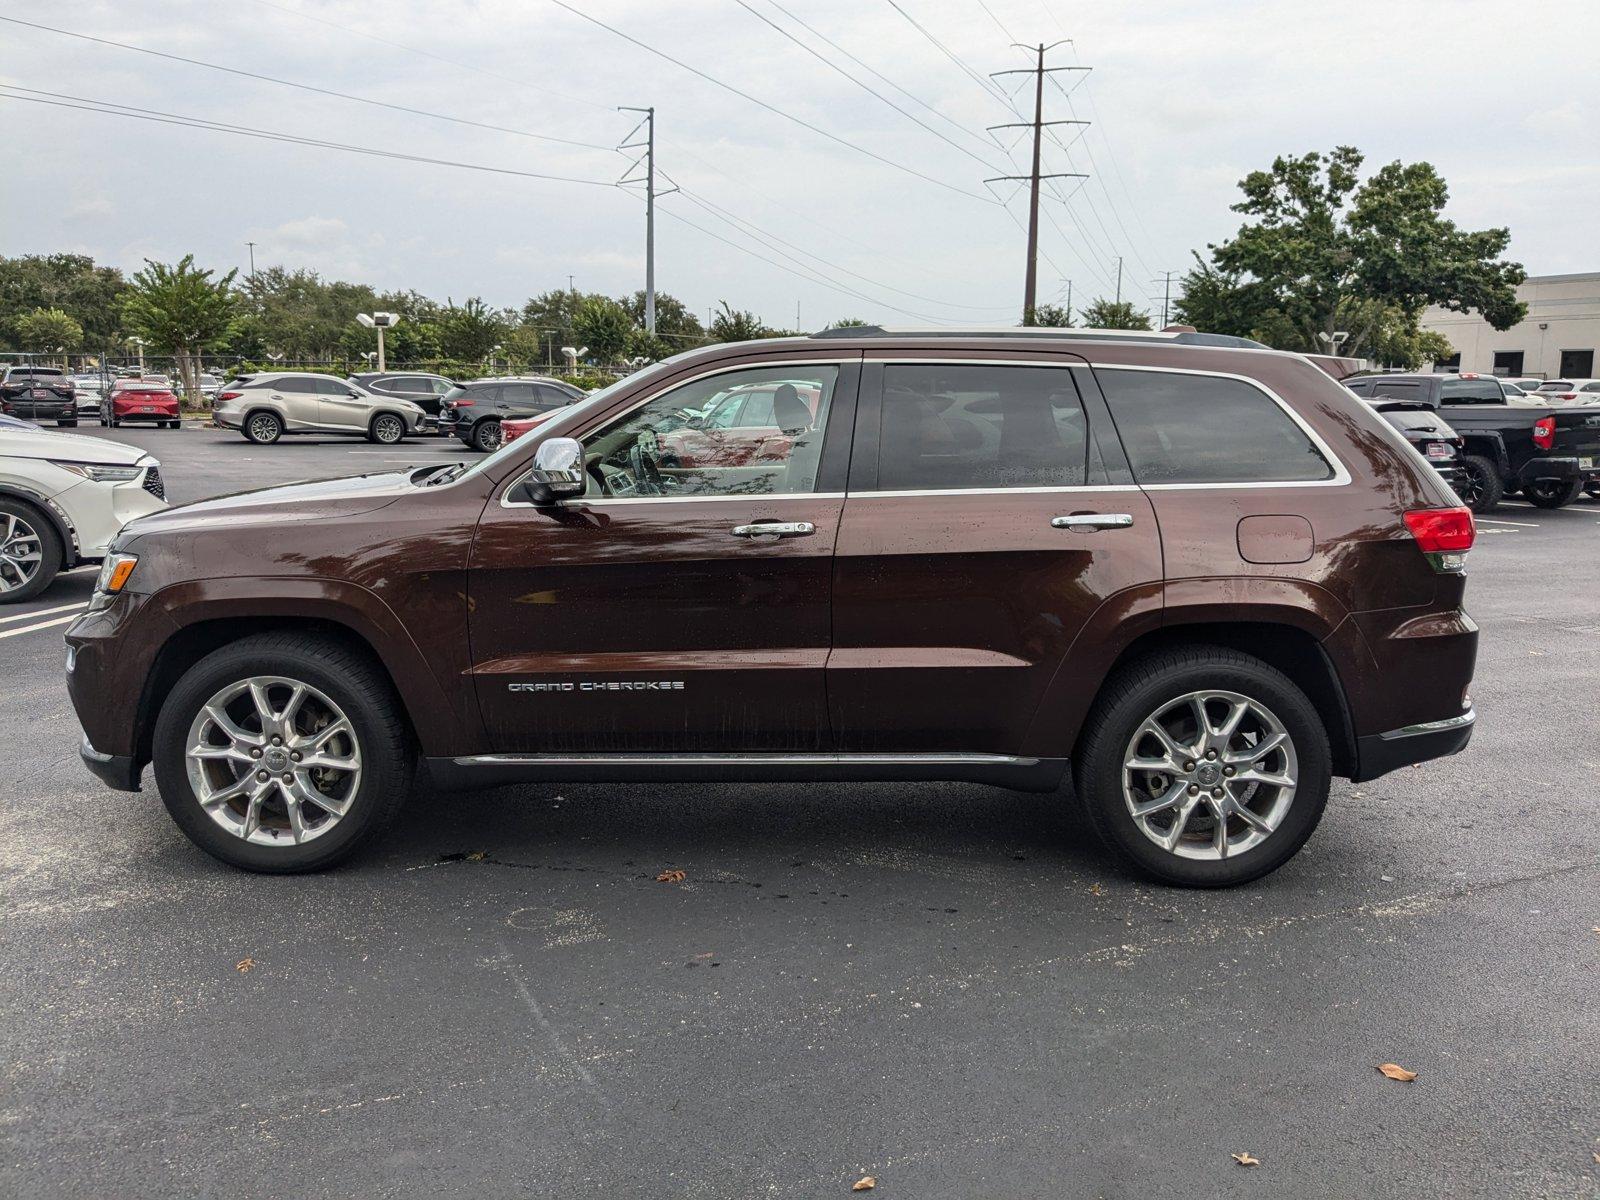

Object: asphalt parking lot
[2,426,1597,1198]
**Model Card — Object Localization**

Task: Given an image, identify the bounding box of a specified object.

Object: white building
[1421,271,1599,379]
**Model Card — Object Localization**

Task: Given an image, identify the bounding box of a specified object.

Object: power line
[671,184,1015,312]
[732,0,1005,172]
[548,0,998,204]
[0,87,623,188]
[0,15,619,152]
[757,0,998,157]
[971,0,1018,42]
[882,0,1020,114]
[245,0,615,114]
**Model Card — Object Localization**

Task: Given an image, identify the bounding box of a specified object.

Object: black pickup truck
[1344,372,1600,511]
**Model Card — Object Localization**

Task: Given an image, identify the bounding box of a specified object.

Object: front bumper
[1354,707,1475,781]
[80,736,142,792]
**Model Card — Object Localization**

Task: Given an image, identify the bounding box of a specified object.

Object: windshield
[447,371,648,485]
[1537,381,1571,390]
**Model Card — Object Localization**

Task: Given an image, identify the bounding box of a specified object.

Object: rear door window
[498,383,540,408]
[875,364,1088,491]
[275,376,320,393]
[1098,368,1333,485]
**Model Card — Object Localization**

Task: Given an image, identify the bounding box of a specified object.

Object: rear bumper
[1354,707,1475,782]
[1517,456,1600,486]
[80,736,142,792]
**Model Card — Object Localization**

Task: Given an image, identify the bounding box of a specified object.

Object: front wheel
[152,633,413,872]
[471,418,502,453]
[1522,478,1582,509]
[1455,455,1502,513]
[0,500,62,603]
[57,419,78,427]
[1074,647,1331,888]
[368,413,406,444]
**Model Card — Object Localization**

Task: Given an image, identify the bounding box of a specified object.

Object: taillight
[1532,415,1556,449]
[1404,506,1474,573]
[451,398,475,408]
[218,390,242,402]
[1556,393,1578,402]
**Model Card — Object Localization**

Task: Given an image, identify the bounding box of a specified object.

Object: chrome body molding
[1377,707,1476,741]
[453,751,1038,767]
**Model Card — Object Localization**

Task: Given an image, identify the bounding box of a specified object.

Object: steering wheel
[626,432,666,496]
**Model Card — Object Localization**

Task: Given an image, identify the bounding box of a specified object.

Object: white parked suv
[0,428,167,602]
[212,373,427,444]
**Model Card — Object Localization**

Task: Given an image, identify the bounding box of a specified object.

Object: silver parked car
[211,372,427,444]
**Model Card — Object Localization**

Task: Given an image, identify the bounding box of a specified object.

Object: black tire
[1074,646,1331,888]
[471,418,502,453]
[0,498,63,603]
[368,412,406,444]
[243,410,283,445]
[1456,455,1503,513]
[1585,483,1600,500]
[152,632,413,873]
[1522,478,1582,509]
[58,419,77,427]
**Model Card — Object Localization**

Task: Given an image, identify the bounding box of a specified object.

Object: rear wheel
[471,418,502,453]
[1522,478,1582,509]
[57,419,77,427]
[1074,647,1331,888]
[244,410,283,445]
[1585,483,1600,500]
[368,413,406,444]
[1456,455,1502,513]
[0,500,62,603]
[152,633,413,872]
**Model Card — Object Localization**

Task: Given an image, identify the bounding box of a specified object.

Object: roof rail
[809,325,1269,350]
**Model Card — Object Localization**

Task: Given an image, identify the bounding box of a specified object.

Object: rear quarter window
[1098,369,1334,485]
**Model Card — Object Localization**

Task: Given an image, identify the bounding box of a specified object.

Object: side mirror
[517,436,586,505]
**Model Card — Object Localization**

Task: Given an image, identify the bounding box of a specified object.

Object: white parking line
[1477,518,1541,528]
[0,613,82,640]
[0,601,88,625]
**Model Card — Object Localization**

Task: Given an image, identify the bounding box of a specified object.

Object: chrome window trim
[1089,362,1352,489]
[849,484,1143,498]
[499,357,852,508]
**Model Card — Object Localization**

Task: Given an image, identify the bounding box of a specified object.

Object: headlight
[87,552,139,611]
[50,461,144,483]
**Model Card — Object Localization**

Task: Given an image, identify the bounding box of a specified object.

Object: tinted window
[1440,378,1504,403]
[275,376,320,393]
[877,364,1087,491]
[1537,381,1571,391]
[1582,383,1600,393]
[1366,380,1430,404]
[583,365,838,497]
[533,384,573,406]
[465,384,501,403]
[316,377,353,395]
[431,378,454,395]
[498,383,541,408]
[1099,369,1333,485]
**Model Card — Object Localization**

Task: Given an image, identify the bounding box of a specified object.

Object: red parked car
[103,380,181,429]
[499,410,564,447]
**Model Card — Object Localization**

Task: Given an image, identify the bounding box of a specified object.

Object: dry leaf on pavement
[852,1177,876,1191]
[656,869,686,883]
[235,958,255,973]
[1232,1152,1261,1167]
[1377,1063,1417,1081]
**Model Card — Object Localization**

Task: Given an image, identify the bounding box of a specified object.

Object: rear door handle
[1051,513,1135,530]
[732,521,816,538]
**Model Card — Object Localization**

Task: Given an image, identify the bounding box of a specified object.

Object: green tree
[0,254,129,345]
[624,329,675,363]
[1080,299,1153,330]
[708,301,767,343]
[521,289,588,351]
[1030,304,1073,328]
[622,290,705,346]
[573,296,634,363]
[1175,146,1524,357]
[827,317,871,328]
[436,297,510,361]
[120,255,238,400]
[14,307,84,356]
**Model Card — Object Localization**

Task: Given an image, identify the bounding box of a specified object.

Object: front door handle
[732,521,816,538]
[1051,513,1135,530]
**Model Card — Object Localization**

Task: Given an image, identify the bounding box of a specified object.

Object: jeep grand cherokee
[65,328,1478,887]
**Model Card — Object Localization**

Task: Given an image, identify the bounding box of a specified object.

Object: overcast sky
[2,0,1595,330]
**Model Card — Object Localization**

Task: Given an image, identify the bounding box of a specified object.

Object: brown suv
[65,329,1479,886]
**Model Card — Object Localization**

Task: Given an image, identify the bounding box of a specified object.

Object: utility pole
[1153,270,1176,327]
[619,106,676,337]
[1114,257,1123,306]
[986,45,1089,325]
[246,241,256,285]
[1064,279,1073,325]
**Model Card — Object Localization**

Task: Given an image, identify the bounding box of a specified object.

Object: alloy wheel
[1121,689,1298,861]
[373,414,404,444]
[247,413,281,443]
[0,513,43,594]
[185,676,363,846]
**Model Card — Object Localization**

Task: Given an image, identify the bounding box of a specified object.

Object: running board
[423,752,1068,793]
